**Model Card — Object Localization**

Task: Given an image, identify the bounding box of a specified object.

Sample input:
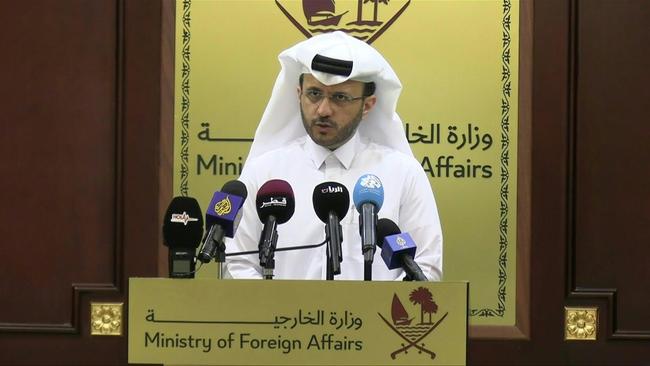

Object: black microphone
[256,179,295,279]
[162,196,204,278]
[197,180,248,264]
[376,218,428,282]
[313,182,350,279]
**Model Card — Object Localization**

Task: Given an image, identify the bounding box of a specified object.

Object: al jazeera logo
[378,287,448,360]
[214,196,232,216]
[276,0,411,44]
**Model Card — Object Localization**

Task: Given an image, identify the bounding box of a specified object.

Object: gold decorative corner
[90,302,123,336]
[565,307,597,341]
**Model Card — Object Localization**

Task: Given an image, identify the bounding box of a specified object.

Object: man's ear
[296,86,301,100]
[362,95,377,118]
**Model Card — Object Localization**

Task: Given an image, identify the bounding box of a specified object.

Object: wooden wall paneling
[472,0,650,364]
[0,0,121,333]
[568,0,650,337]
[0,0,165,364]
[0,0,124,363]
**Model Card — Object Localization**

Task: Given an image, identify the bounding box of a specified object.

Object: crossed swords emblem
[377,290,448,360]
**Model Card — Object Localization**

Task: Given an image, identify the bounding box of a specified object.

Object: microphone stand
[214,239,226,280]
[197,224,226,279]
[259,216,278,280]
[325,211,342,280]
[360,204,377,281]
[326,249,333,280]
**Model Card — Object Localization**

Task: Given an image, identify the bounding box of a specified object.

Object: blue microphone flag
[206,191,245,238]
[382,232,417,270]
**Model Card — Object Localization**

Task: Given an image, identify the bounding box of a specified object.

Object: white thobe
[225,132,443,281]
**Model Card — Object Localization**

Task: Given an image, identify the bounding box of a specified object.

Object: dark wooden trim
[0,285,118,334]
[512,0,533,342]
[114,0,126,293]
[158,0,175,278]
[565,0,579,302]
[121,0,165,278]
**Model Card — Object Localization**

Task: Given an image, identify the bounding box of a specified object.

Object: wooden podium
[128,278,467,365]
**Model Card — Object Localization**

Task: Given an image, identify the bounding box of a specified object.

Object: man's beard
[300,104,364,150]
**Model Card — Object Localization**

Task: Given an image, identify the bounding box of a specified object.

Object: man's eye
[332,94,350,102]
[307,90,322,97]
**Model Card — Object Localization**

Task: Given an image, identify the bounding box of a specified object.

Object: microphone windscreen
[205,180,247,238]
[376,218,417,270]
[376,218,401,245]
[312,182,350,222]
[221,180,248,200]
[162,196,204,248]
[256,179,295,224]
[353,174,384,212]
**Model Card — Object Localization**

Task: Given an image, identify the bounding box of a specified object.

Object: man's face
[298,74,376,150]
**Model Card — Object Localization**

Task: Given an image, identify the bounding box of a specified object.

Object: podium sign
[128,278,467,365]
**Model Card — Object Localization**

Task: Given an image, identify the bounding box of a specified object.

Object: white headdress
[246,31,412,161]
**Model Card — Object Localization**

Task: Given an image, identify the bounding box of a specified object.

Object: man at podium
[225,31,442,281]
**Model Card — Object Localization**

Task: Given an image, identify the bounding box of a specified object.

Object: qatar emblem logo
[275,0,411,44]
[377,287,448,360]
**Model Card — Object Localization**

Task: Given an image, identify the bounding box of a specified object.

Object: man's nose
[316,97,333,116]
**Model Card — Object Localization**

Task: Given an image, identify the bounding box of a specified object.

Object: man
[225,31,442,281]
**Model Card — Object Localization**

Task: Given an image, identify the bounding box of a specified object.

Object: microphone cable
[225,240,327,257]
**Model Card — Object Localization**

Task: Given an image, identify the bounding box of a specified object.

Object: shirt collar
[305,130,361,170]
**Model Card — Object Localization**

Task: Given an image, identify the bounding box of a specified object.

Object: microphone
[197,180,248,264]
[162,196,204,278]
[376,218,428,282]
[353,174,384,279]
[312,182,350,279]
[256,179,295,279]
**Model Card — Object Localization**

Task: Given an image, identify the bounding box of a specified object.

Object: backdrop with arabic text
[174,0,519,326]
